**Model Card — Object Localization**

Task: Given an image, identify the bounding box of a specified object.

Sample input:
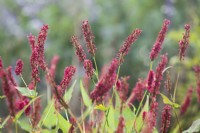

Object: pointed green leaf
[160,93,180,108]
[17,118,31,132]
[80,80,92,107]
[107,106,115,132]
[57,112,71,132]
[39,100,57,129]
[64,80,76,102]
[16,87,35,98]
[183,119,200,133]
[123,105,136,132]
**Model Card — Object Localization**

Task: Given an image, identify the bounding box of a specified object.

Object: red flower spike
[71,36,86,62]
[150,19,170,61]
[82,20,97,56]
[117,28,142,63]
[147,70,154,91]
[150,54,168,96]
[37,24,49,70]
[84,59,94,78]
[60,66,76,91]
[1,69,17,117]
[160,105,171,133]
[15,59,24,75]
[90,59,118,102]
[179,24,190,61]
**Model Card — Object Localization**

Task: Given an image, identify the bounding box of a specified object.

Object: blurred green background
[0,0,200,132]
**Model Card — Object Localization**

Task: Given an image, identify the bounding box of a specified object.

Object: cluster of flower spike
[0,57,31,117]
[71,21,95,78]
[28,24,49,82]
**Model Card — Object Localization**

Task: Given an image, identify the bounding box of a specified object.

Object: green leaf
[57,112,71,133]
[94,104,109,111]
[107,106,115,132]
[80,80,92,107]
[39,100,57,129]
[160,93,180,108]
[135,95,149,132]
[123,105,136,132]
[15,87,35,98]
[14,96,41,122]
[42,129,51,133]
[17,118,31,132]
[64,80,76,102]
[114,89,121,109]
[183,119,200,133]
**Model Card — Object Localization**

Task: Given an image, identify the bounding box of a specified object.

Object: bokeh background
[0,0,200,132]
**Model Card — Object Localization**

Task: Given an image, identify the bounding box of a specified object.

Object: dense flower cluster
[179,24,190,61]
[82,20,97,56]
[160,105,171,133]
[150,19,170,61]
[150,54,168,96]
[90,59,118,102]
[28,34,40,82]
[84,59,94,78]
[117,28,142,63]
[71,36,86,62]
[15,59,24,75]
[37,24,49,70]
[16,97,31,116]
[60,66,76,90]
[1,68,17,117]
[147,70,154,91]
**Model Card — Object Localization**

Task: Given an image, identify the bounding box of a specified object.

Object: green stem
[173,72,180,103]
[133,90,148,133]
[20,74,28,88]
[93,56,99,80]
[173,108,182,133]
[150,61,153,70]
[15,121,18,133]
